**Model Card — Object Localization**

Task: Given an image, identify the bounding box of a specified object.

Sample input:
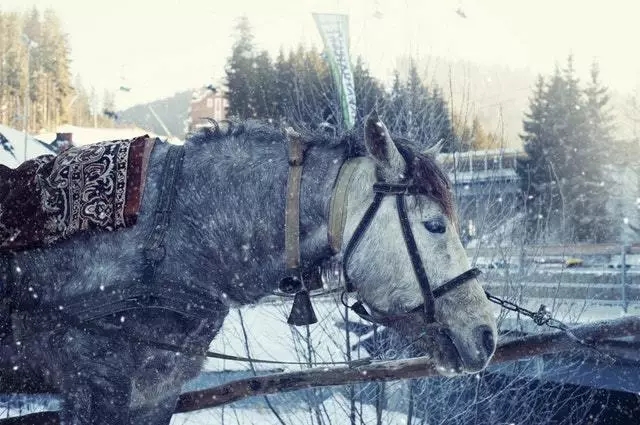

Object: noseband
[339,179,481,325]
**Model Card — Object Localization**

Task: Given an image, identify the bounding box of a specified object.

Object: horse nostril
[475,325,496,357]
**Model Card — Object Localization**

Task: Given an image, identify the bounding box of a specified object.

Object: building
[184,85,228,133]
[437,148,524,243]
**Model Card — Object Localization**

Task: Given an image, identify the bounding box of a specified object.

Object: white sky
[3,0,639,109]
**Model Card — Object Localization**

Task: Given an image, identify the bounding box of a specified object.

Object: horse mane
[186,119,456,220]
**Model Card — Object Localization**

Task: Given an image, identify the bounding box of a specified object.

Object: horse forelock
[394,140,457,223]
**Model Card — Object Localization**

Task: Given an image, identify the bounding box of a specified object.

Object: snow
[0,124,55,168]
[203,298,370,372]
[170,393,409,425]
[37,125,183,147]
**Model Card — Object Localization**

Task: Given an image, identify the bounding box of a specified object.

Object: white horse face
[342,113,497,375]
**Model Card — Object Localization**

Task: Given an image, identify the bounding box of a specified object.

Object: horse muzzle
[409,322,495,375]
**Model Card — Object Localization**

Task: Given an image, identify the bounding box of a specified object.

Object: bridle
[280,129,481,327]
[333,170,482,326]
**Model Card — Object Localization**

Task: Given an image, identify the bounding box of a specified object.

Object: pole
[621,244,629,314]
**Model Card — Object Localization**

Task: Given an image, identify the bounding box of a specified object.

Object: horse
[0,113,497,424]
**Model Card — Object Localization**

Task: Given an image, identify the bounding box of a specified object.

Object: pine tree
[517,57,613,242]
[381,63,457,152]
[273,49,294,120]
[0,8,73,131]
[405,61,430,143]
[427,87,457,152]
[301,46,334,124]
[579,60,615,240]
[517,75,558,240]
[584,61,614,159]
[559,56,611,241]
[23,8,42,130]
[1,12,25,129]
[252,50,277,119]
[352,56,384,123]
[225,16,256,118]
[41,8,73,127]
[279,45,335,125]
[383,70,407,135]
[69,75,92,127]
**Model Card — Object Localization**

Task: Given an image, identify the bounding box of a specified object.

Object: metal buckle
[320,257,344,290]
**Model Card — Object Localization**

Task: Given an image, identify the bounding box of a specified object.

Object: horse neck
[171,138,344,303]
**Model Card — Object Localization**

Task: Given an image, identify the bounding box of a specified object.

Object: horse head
[337,112,497,375]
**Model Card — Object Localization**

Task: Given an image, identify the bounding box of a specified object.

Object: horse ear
[364,111,406,181]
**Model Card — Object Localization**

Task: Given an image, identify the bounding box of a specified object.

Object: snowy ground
[170,393,409,425]
[202,297,368,373]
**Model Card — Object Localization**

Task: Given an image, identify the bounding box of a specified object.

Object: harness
[9,144,226,342]
[280,129,481,327]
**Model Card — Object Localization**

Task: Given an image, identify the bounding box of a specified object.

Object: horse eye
[423,218,446,234]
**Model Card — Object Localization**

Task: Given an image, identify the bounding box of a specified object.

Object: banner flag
[313,13,356,129]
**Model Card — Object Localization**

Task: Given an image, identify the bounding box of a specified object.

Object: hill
[117,90,193,140]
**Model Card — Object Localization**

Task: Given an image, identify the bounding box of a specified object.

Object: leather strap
[341,193,385,292]
[284,128,306,272]
[328,158,365,254]
[396,195,436,322]
[141,145,184,285]
[432,268,481,298]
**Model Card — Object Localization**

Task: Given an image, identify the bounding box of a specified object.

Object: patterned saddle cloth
[0,136,156,252]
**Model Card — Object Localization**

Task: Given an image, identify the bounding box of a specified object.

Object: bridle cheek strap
[396,195,436,322]
[341,193,384,292]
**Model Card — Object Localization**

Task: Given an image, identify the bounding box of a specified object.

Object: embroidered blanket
[0,136,155,252]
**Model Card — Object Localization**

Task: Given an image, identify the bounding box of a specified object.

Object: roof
[37,125,173,147]
[437,148,526,165]
[0,124,56,168]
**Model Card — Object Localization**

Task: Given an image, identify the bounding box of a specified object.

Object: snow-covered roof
[36,125,171,147]
[449,168,519,184]
[437,148,525,163]
[0,124,56,168]
[191,89,212,104]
